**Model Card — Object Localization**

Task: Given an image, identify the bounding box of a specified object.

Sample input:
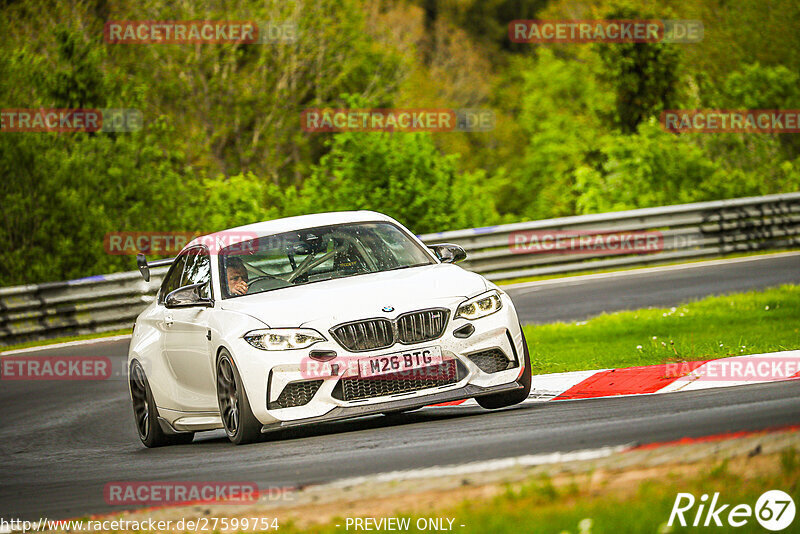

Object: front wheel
[476,328,532,409]
[216,349,262,445]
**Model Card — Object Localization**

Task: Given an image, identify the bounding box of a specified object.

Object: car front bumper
[260,381,524,433]
[230,293,526,428]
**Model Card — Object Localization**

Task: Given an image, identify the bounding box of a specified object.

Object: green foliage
[44,28,107,108]
[202,173,283,231]
[293,127,500,234]
[497,49,613,219]
[594,5,682,133]
[1,0,799,285]
[681,0,800,84]
[454,0,551,51]
[716,63,800,159]
[573,119,722,213]
[101,0,407,182]
[0,119,195,285]
[718,63,800,110]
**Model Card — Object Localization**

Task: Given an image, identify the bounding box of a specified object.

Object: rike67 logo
[669,490,795,531]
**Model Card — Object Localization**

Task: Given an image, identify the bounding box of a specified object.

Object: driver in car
[226,257,249,296]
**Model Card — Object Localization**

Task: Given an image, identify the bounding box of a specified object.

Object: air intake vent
[331,359,465,401]
[330,319,394,352]
[466,349,516,374]
[269,379,323,409]
[330,309,449,352]
[397,309,448,344]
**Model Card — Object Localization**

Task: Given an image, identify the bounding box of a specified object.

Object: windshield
[219,222,435,298]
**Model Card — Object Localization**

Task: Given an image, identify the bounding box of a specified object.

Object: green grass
[447,456,799,534]
[523,284,800,375]
[270,448,800,533]
[0,328,130,353]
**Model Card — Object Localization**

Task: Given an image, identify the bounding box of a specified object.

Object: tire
[476,327,532,409]
[216,349,262,445]
[129,361,195,447]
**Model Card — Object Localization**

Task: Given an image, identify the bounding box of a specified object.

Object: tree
[293,103,500,234]
[594,6,682,133]
[573,119,721,214]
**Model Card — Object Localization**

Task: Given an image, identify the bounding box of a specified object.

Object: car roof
[185,210,397,250]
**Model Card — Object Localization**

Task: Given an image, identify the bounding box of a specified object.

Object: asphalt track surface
[1,253,799,520]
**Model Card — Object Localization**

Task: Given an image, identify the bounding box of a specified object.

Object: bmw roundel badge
[382,306,394,312]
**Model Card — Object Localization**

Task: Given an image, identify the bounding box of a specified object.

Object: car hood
[218,263,488,327]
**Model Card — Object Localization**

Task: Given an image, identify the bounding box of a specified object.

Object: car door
[153,251,187,346]
[162,246,218,412]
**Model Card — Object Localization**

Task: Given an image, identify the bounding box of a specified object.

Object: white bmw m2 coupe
[128,211,531,446]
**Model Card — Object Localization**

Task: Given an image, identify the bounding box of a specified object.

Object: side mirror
[137,253,151,282]
[137,253,176,282]
[428,243,467,264]
[165,283,214,309]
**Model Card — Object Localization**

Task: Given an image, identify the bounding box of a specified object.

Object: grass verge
[268,445,799,533]
[523,284,800,375]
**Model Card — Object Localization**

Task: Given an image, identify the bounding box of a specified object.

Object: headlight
[456,290,503,320]
[243,328,326,350]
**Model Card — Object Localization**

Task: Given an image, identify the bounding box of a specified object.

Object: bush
[293,126,501,234]
[573,119,721,213]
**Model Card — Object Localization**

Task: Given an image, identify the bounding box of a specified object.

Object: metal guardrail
[2,193,799,346]
[420,192,800,280]
[0,267,170,346]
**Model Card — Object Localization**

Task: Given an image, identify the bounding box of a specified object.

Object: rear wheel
[129,361,194,447]
[476,328,532,409]
[216,349,262,445]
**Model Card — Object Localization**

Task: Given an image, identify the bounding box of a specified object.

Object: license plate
[358,346,443,378]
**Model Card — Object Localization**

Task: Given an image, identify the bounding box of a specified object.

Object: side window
[181,248,212,299]
[158,254,188,304]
